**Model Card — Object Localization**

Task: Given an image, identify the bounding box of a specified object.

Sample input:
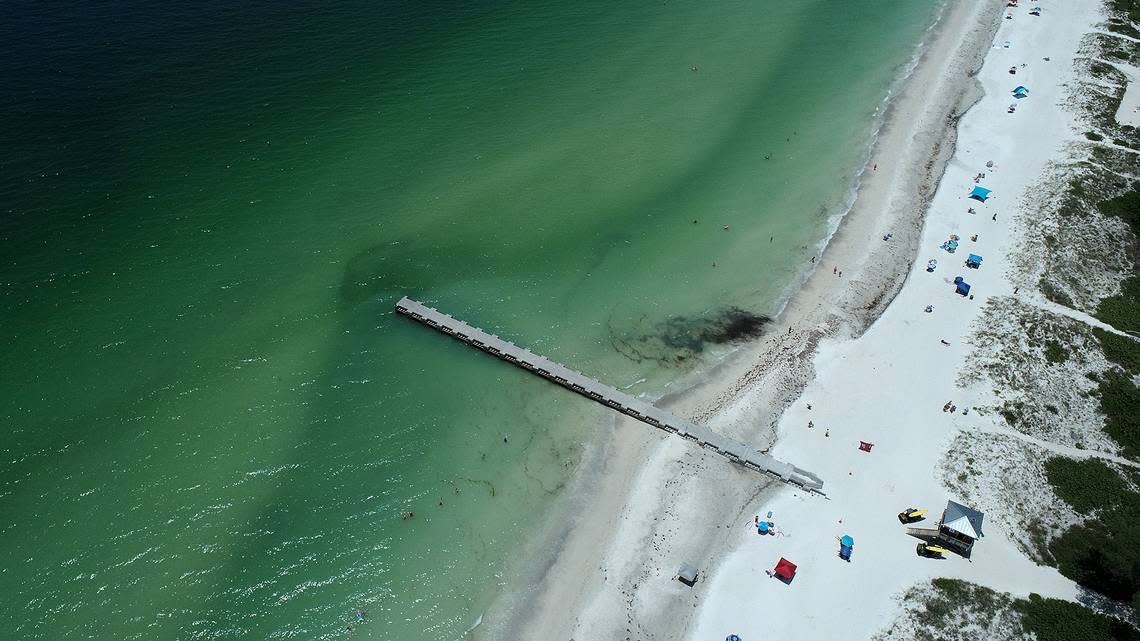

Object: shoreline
[474,0,1005,638]
[690,0,1104,636]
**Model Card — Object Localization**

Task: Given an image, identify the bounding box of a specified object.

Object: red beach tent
[858,441,874,452]
[774,557,797,581]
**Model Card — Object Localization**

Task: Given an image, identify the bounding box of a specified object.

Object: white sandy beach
[690,0,1104,638]
[478,0,1113,639]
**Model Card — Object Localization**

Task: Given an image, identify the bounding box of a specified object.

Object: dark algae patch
[611,307,769,366]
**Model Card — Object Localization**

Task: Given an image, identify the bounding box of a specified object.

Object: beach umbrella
[727,636,742,641]
[774,557,798,581]
[841,535,854,548]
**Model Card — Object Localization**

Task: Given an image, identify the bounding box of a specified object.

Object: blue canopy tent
[839,534,854,561]
[966,254,983,269]
[954,276,971,296]
[1013,85,1029,98]
[969,186,992,202]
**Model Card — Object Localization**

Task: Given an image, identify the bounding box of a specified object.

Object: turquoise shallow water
[1,0,940,638]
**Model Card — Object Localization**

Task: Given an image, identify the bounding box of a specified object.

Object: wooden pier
[395,297,824,493]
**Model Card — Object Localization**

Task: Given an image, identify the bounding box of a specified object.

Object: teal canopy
[969,186,992,201]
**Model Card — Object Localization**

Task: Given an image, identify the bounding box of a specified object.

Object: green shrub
[1096,186,1140,235]
[1096,327,1140,374]
[1086,131,1106,141]
[1041,277,1075,307]
[1044,340,1070,364]
[1043,457,1128,513]
[1047,456,1140,605]
[1018,592,1140,641]
[1097,277,1140,334]
[1092,61,1116,76]
[1099,371,1140,459]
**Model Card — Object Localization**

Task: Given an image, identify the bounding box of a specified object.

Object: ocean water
[1,0,941,638]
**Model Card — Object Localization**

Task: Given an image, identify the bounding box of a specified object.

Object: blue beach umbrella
[727,636,742,641]
[841,535,854,548]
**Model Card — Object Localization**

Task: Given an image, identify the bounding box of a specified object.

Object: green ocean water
[1,0,941,638]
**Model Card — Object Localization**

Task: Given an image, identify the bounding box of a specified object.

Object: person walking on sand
[808,420,814,429]
[992,213,997,221]
[833,266,837,274]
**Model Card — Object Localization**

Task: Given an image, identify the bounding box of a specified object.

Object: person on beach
[943,401,952,412]
[940,339,950,345]
[833,266,837,274]
[992,213,997,221]
[808,420,814,429]
[839,270,842,277]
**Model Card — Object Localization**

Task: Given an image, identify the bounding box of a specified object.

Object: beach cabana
[839,535,854,561]
[936,501,985,555]
[773,557,797,582]
[676,563,698,586]
[858,441,873,452]
[968,186,992,202]
[954,276,971,296]
[1013,85,1029,98]
[966,254,983,269]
